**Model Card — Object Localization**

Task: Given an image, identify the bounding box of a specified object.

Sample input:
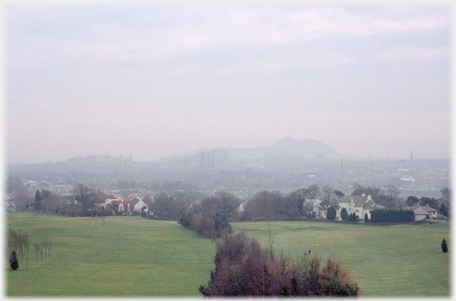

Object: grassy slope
[5,213,450,297]
[231,221,450,297]
[5,212,216,296]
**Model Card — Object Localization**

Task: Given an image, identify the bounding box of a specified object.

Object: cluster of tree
[7,229,30,270]
[150,191,241,221]
[33,189,62,211]
[199,232,359,297]
[370,208,415,223]
[72,184,109,216]
[179,212,233,241]
[194,191,241,220]
[242,185,341,221]
[7,229,54,271]
[149,193,190,219]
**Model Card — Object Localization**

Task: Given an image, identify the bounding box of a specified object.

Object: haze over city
[6,4,450,164]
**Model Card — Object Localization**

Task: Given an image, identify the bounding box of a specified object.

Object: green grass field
[5,213,451,297]
[232,220,451,297]
[5,212,216,296]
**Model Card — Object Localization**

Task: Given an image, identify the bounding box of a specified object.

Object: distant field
[5,213,450,297]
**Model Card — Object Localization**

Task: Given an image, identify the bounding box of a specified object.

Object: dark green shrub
[322,279,359,296]
[10,250,19,270]
[371,209,414,222]
[442,239,448,253]
[340,208,348,221]
[364,213,368,222]
[326,206,336,220]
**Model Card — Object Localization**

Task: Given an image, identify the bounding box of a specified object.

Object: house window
[355,210,359,212]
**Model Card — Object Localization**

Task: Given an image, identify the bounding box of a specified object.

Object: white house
[303,199,326,219]
[133,199,149,212]
[337,194,384,221]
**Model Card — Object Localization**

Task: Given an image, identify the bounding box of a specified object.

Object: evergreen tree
[364,213,368,222]
[340,208,348,221]
[297,196,305,216]
[34,190,42,210]
[10,250,19,270]
[326,206,336,220]
[441,239,448,253]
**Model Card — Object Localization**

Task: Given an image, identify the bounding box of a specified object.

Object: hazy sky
[5,4,450,163]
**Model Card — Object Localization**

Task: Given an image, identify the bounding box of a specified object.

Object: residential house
[402,204,445,221]
[303,199,326,219]
[133,198,149,213]
[337,194,384,221]
[102,196,149,215]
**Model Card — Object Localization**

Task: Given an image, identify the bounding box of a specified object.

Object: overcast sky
[5,4,451,164]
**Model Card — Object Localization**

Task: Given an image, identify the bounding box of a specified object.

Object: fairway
[5,213,451,297]
[232,220,451,297]
[5,212,216,296]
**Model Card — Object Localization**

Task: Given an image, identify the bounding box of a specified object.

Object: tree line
[178,212,233,241]
[9,182,451,222]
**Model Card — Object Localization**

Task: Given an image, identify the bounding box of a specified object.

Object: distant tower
[410,151,413,161]
[130,153,133,162]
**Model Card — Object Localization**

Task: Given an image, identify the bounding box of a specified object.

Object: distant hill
[166,137,348,161]
[225,137,345,159]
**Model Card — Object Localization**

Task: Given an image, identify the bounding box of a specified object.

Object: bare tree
[321,186,334,208]
[10,187,33,211]
[266,224,276,260]
[441,187,451,218]
[306,184,321,200]
[382,185,401,209]
[47,237,53,256]
[73,183,91,215]
[23,232,30,270]
[34,243,40,263]
[351,183,383,203]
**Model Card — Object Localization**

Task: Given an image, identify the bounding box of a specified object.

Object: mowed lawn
[5,212,216,296]
[231,220,451,297]
[5,213,450,297]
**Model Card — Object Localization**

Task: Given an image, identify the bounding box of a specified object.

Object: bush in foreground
[199,232,359,297]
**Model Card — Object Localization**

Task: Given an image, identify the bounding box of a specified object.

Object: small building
[402,204,444,221]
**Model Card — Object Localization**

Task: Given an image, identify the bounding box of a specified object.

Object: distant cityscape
[6,138,450,202]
